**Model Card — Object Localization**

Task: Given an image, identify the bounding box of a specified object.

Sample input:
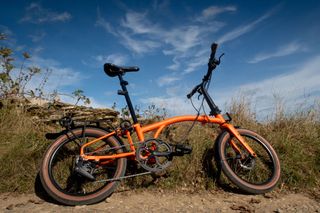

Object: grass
[0,107,51,192]
[0,99,319,194]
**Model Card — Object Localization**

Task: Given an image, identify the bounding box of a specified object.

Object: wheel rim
[48,134,119,196]
[224,134,276,185]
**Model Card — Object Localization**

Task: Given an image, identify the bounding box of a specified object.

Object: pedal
[171,144,192,156]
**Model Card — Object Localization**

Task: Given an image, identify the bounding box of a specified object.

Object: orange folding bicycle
[39,43,281,205]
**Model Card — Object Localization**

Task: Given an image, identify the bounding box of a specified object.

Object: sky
[1,0,320,119]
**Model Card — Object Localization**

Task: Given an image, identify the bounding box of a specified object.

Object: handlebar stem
[199,83,221,116]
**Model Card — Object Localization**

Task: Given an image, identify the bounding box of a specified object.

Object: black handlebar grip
[187,84,200,99]
[210,43,218,59]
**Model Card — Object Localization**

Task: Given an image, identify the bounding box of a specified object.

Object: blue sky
[1,0,320,119]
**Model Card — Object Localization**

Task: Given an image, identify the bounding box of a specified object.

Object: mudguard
[45,125,130,152]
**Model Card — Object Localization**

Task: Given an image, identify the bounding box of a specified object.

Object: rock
[28,199,44,204]
[249,198,261,204]
[1,97,119,124]
[263,193,273,199]
[230,204,254,213]
[6,204,14,210]
[14,203,26,208]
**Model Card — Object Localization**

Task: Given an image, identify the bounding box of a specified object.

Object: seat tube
[118,75,138,124]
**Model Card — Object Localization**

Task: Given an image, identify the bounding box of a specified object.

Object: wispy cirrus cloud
[118,31,161,54]
[82,53,128,68]
[20,3,72,24]
[96,5,229,58]
[217,9,274,44]
[196,5,236,22]
[96,8,118,36]
[157,75,181,87]
[26,56,83,94]
[120,12,161,35]
[96,9,161,54]
[29,31,46,42]
[94,53,128,65]
[248,41,304,63]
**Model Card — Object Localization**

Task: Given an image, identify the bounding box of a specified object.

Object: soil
[1,189,319,212]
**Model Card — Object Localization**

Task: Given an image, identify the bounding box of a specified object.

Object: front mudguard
[213,126,240,166]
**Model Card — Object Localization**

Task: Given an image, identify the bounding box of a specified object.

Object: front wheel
[39,127,127,205]
[216,128,281,194]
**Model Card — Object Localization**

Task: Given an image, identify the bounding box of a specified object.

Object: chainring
[136,138,172,173]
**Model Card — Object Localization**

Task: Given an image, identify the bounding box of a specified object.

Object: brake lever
[217,53,225,65]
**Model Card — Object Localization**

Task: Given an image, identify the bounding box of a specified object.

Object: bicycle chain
[94,171,152,183]
[82,137,169,183]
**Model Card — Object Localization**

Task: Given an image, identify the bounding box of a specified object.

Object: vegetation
[0,98,319,194]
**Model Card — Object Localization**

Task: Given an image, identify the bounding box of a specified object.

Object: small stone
[14,203,25,208]
[230,204,253,213]
[6,204,14,210]
[249,198,261,204]
[28,199,44,204]
[263,194,273,199]
[274,208,282,213]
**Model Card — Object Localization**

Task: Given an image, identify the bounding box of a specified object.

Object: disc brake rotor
[136,139,172,173]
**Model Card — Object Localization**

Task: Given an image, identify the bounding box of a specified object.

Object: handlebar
[187,84,201,99]
[209,43,218,63]
[187,42,224,99]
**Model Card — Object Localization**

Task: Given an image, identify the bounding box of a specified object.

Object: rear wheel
[216,128,280,194]
[40,127,127,205]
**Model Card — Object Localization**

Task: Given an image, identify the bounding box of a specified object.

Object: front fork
[220,123,257,158]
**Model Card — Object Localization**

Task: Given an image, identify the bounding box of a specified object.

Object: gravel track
[1,190,319,212]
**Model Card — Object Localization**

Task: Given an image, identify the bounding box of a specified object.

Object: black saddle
[104,63,139,77]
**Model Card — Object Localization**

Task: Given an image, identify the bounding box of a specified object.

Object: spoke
[225,135,275,184]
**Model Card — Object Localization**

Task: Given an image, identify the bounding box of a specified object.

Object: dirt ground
[1,189,319,213]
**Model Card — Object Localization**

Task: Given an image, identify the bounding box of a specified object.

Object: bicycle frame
[80,74,257,161]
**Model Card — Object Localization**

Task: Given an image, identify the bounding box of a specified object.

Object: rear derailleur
[73,156,96,181]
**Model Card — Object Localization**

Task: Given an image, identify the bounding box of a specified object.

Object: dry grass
[0,107,50,192]
[0,98,319,193]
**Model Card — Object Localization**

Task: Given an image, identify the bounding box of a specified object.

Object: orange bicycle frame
[80,113,257,161]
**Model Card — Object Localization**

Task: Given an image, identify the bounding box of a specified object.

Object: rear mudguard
[45,125,130,152]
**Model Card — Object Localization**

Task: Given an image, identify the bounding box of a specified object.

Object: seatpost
[117,75,138,124]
